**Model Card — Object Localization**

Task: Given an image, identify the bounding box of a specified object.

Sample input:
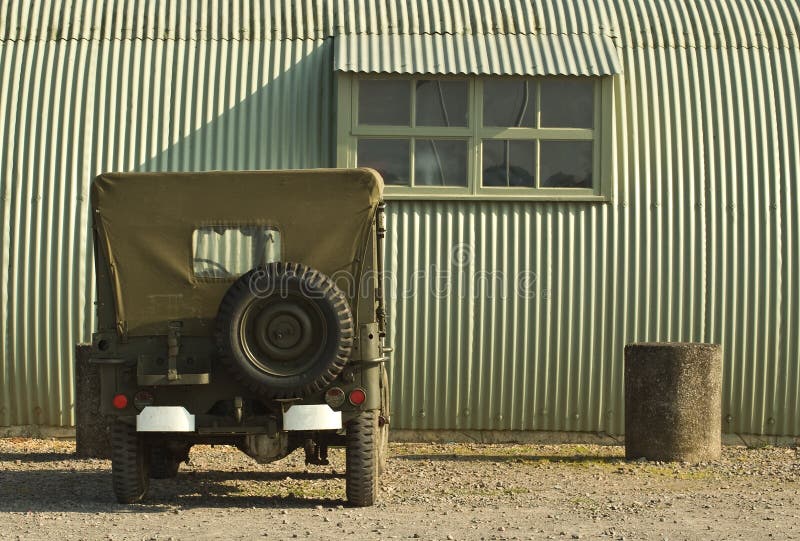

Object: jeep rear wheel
[345,410,379,507]
[216,262,354,398]
[111,422,149,503]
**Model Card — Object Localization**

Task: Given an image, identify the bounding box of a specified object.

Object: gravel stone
[0,438,798,540]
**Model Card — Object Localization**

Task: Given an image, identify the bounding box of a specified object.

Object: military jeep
[89,168,389,507]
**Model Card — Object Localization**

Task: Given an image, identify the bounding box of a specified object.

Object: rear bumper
[133,404,343,433]
[283,404,342,431]
[136,406,196,432]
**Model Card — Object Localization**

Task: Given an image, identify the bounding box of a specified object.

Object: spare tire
[215,262,354,398]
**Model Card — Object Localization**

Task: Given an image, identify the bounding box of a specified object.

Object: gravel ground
[0,438,798,540]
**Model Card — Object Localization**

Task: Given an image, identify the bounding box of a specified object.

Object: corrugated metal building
[1,0,799,437]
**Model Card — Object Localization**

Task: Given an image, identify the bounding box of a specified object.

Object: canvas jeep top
[89,168,389,507]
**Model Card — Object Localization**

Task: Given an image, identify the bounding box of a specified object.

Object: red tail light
[112,394,128,409]
[348,388,366,406]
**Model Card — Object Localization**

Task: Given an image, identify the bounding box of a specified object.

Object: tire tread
[346,410,379,507]
[111,422,149,503]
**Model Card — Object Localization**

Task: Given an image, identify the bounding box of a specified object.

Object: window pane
[483,79,536,127]
[414,139,468,187]
[482,140,536,187]
[357,139,411,185]
[416,80,468,127]
[540,141,593,188]
[358,79,410,126]
[540,79,594,128]
[193,226,281,279]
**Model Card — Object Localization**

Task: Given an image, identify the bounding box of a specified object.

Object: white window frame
[336,73,614,201]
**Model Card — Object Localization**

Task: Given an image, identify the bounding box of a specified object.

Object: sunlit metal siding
[0,36,333,426]
[384,201,632,433]
[335,33,622,76]
[699,44,800,437]
[0,0,536,41]
[0,0,335,41]
[383,43,800,436]
[383,201,706,432]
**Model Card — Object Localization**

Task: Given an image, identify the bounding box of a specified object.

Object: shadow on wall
[68,38,336,435]
[130,38,335,174]
[0,36,337,428]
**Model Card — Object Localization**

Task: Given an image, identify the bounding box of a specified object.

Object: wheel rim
[239,293,327,377]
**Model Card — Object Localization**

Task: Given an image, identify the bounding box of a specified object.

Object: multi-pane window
[482,79,594,189]
[339,75,610,200]
[354,79,471,188]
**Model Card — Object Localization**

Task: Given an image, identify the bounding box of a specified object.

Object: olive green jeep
[89,168,390,506]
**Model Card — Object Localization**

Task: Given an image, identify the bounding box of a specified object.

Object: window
[192,225,282,279]
[337,75,612,200]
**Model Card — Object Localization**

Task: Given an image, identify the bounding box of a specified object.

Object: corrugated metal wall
[1,0,799,436]
[383,43,800,436]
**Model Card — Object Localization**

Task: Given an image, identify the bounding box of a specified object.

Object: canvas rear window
[192,225,282,279]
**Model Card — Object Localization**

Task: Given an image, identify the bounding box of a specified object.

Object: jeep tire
[216,262,354,398]
[111,422,149,503]
[345,410,379,507]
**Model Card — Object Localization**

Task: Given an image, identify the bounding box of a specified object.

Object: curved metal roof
[1,0,798,49]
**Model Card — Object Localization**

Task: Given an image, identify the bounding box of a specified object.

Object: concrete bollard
[625,342,722,462]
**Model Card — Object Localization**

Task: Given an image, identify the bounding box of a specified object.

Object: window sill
[383,190,612,203]
[383,188,612,203]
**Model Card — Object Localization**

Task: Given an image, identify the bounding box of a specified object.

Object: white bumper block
[136,406,196,432]
[283,404,342,431]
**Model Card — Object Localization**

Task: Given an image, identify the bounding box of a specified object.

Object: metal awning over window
[334,33,622,77]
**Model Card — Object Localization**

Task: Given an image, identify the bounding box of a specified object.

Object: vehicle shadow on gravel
[179,470,344,482]
[0,451,75,463]
[0,468,346,513]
